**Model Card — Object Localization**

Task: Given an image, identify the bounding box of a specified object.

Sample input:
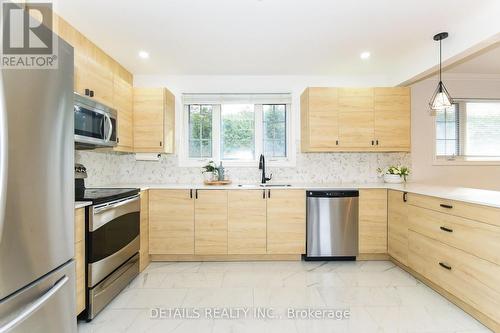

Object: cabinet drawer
[409,205,500,265]
[408,231,500,324]
[407,193,500,227]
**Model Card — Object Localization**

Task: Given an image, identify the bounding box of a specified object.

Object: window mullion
[255,104,263,159]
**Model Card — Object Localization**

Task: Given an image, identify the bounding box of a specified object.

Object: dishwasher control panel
[307,190,359,198]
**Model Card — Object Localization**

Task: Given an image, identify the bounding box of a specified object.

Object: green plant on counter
[202,160,218,175]
[377,165,411,181]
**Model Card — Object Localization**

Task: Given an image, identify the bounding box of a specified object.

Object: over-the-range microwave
[74,93,117,149]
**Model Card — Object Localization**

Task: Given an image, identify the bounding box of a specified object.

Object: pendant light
[429,32,453,111]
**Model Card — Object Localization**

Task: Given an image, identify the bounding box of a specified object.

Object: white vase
[383,174,404,184]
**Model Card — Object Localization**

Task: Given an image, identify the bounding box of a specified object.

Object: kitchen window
[434,99,500,163]
[181,94,293,167]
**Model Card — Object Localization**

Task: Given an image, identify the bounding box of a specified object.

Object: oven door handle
[93,195,140,214]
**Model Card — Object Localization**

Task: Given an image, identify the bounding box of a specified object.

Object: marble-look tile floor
[78,261,491,333]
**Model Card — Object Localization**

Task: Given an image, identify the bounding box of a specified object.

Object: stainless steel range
[75,164,140,320]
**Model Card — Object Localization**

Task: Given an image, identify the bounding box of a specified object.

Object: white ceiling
[53,0,500,84]
[448,42,500,74]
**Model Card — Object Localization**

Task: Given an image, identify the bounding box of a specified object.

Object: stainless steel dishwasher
[306,190,359,260]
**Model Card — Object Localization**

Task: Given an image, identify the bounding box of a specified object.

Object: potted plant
[201,161,218,182]
[377,165,410,183]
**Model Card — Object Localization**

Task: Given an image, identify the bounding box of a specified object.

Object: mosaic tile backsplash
[76,150,411,187]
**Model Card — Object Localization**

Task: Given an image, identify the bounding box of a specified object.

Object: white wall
[410,73,500,190]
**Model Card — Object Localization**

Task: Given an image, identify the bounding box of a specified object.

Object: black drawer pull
[403,192,408,202]
[262,190,266,199]
[268,189,271,198]
[440,226,453,233]
[439,262,452,270]
[440,204,453,209]
[195,189,198,199]
[190,189,193,199]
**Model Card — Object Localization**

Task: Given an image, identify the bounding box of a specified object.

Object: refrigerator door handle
[0,275,69,333]
[0,74,7,242]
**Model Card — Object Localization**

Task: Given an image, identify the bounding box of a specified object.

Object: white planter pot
[383,174,404,184]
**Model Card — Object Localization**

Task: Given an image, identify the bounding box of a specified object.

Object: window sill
[433,157,500,166]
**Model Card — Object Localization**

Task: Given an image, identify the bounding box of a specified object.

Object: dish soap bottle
[217,161,225,181]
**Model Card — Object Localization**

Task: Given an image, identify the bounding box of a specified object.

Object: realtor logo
[1,1,58,68]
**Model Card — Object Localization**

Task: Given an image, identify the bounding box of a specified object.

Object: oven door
[87,195,140,287]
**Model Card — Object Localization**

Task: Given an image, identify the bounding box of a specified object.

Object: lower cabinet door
[195,190,228,255]
[409,231,500,324]
[149,190,194,254]
[74,208,85,315]
[388,190,408,265]
[359,189,388,254]
[228,190,267,254]
[266,190,306,254]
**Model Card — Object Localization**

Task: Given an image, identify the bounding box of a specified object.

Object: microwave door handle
[105,114,113,142]
[0,74,7,243]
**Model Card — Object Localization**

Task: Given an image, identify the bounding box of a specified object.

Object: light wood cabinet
[228,190,267,254]
[408,230,500,327]
[301,87,339,150]
[374,87,411,149]
[133,88,175,153]
[359,189,388,254]
[55,14,135,153]
[149,190,194,254]
[300,86,410,152]
[195,190,228,255]
[113,64,134,151]
[408,205,500,267]
[388,190,408,265]
[74,208,85,315]
[266,190,306,254]
[139,191,150,271]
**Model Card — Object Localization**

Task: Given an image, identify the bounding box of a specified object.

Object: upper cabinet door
[301,88,339,150]
[84,45,114,106]
[113,65,134,151]
[133,88,165,152]
[374,87,411,150]
[338,88,375,148]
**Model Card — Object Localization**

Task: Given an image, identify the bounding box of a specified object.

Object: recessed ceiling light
[360,51,371,60]
[138,51,150,59]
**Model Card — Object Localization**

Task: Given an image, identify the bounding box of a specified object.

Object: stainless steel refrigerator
[0,37,77,332]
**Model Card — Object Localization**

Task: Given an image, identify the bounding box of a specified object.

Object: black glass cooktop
[75,188,140,205]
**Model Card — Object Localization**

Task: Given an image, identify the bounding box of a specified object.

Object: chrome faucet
[259,154,272,184]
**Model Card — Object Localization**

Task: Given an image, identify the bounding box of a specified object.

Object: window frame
[433,98,500,166]
[179,102,295,167]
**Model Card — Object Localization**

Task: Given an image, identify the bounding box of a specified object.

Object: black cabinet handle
[403,192,408,202]
[371,140,374,146]
[439,262,452,270]
[336,140,339,145]
[195,189,198,199]
[440,204,453,209]
[117,137,120,143]
[268,189,271,198]
[262,190,266,199]
[440,226,453,233]
[159,141,162,147]
[89,90,94,97]
[84,88,90,96]
[190,189,193,199]
[376,140,379,145]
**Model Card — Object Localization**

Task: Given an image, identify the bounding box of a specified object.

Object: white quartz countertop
[75,201,92,209]
[98,182,500,209]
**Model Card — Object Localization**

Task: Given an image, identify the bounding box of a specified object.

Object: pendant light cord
[439,39,442,82]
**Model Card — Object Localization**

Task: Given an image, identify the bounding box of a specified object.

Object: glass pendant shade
[429,81,453,110]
